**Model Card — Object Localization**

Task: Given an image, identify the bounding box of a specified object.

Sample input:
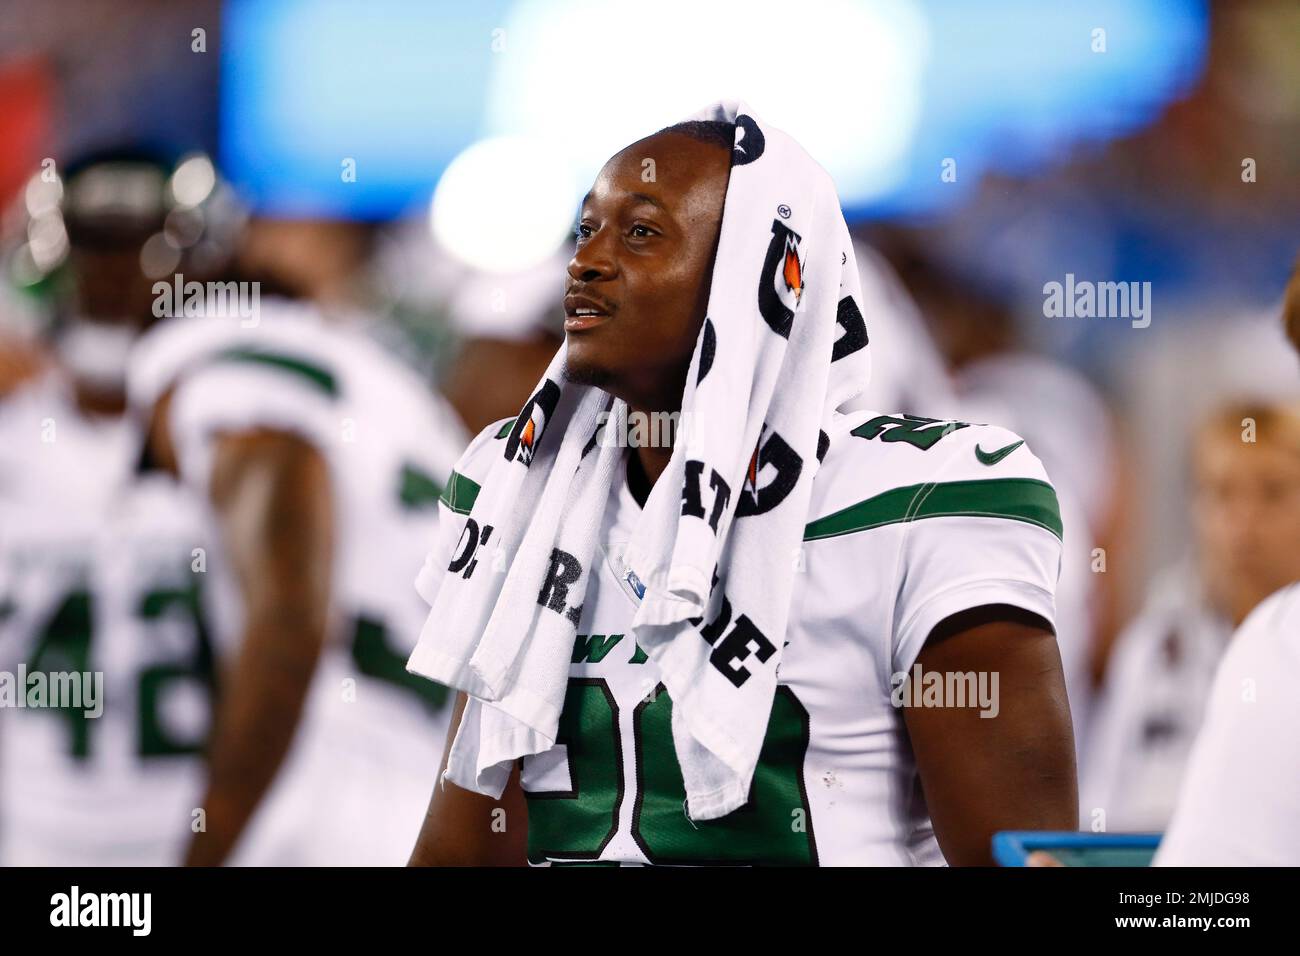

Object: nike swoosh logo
[975,440,1024,466]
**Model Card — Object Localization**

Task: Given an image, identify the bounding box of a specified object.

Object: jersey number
[25,585,215,760]
[851,414,969,450]
[524,678,817,865]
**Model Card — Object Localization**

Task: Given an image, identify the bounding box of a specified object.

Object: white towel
[409,100,872,821]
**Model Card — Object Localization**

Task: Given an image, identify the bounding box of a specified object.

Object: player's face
[69,246,160,329]
[1194,426,1300,623]
[564,132,730,409]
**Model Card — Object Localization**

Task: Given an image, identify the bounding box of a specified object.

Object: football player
[0,150,223,864]
[129,218,469,866]
[1154,260,1300,866]
[407,118,1077,866]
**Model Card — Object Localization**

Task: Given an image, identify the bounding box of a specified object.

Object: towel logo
[538,547,585,625]
[696,317,717,384]
[758,219,804,339]
[505,379,561,466]
[682,459,732,533]
[731,114,765,167]
[691,593,777,688]
[448,519,494,579]
[736,427,803,518]
[832,294,869,361]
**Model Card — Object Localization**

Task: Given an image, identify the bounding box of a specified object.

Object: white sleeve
[1155,587,1300,866]
[407,418,508,682]
[891,426,1064,675]
[414,500,470,607]
[167,361,340,496]
[411,419,507,608]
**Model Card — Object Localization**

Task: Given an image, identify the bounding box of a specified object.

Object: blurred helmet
[1,146,246,390]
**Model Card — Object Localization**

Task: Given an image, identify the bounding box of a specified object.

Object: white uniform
[953,362,1106,753]
[1080,564,1230,832]
[418,407,1064,865]
[1155,583,1300,866]
[128,301,468,865]
[0,375,213,865]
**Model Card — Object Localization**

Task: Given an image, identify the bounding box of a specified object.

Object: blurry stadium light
[169,154,217,208]
[24,172,63,219]
[218,0,1206,222]
[482,0,929,208]
[431,135,579,274]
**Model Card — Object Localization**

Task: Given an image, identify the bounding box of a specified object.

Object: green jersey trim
[210,347,339,396]
[398,463,443,510]
[439,470,482,516]
[803,477,1062,542]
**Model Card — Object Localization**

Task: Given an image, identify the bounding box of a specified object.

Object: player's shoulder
[439,416,514,515]
[128,300,333,406]
[807,407,1061,541]
[1228,583,1300,667]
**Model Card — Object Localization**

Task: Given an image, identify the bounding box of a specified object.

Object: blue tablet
[993,831,1162,867]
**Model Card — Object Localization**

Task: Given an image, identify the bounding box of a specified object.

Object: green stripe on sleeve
[210,348,338,396]
[803,478,1062,542]
[398,464,443,510]
[438,470,482,516]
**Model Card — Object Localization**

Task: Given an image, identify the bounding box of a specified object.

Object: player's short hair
[651,119,736,153]
[1284,253,1300,357]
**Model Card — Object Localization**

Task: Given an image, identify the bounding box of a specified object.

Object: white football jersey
[416,407,1064,865]
[0,376,214,865]
[128,301,468,864]
[1155,583,1300,866]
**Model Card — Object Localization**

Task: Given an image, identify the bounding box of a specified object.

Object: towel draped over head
[407,100,871,821]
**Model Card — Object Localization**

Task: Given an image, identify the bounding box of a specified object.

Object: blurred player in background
[840,239,956,417]
[129,213,469,865]
[426,251,565,437]
[0,149,231,864]
[1155,260,1300,865]
[1083,398,1300,832]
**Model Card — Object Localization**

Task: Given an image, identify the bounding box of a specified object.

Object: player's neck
[627,408,677,490]
[73,380,126,418]
[622,367,688,494]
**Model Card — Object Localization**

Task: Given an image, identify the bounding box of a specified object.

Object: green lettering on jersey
[26,589,94,758]
[136,585,218,757]
[523,679,817,865]
[803,477,1063,542]
[571,633,623,664]
[628,643,648,665]
[632,685,816,865]
[25,582,216,760]
[525,679,623,863]
[850,414,969,450]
